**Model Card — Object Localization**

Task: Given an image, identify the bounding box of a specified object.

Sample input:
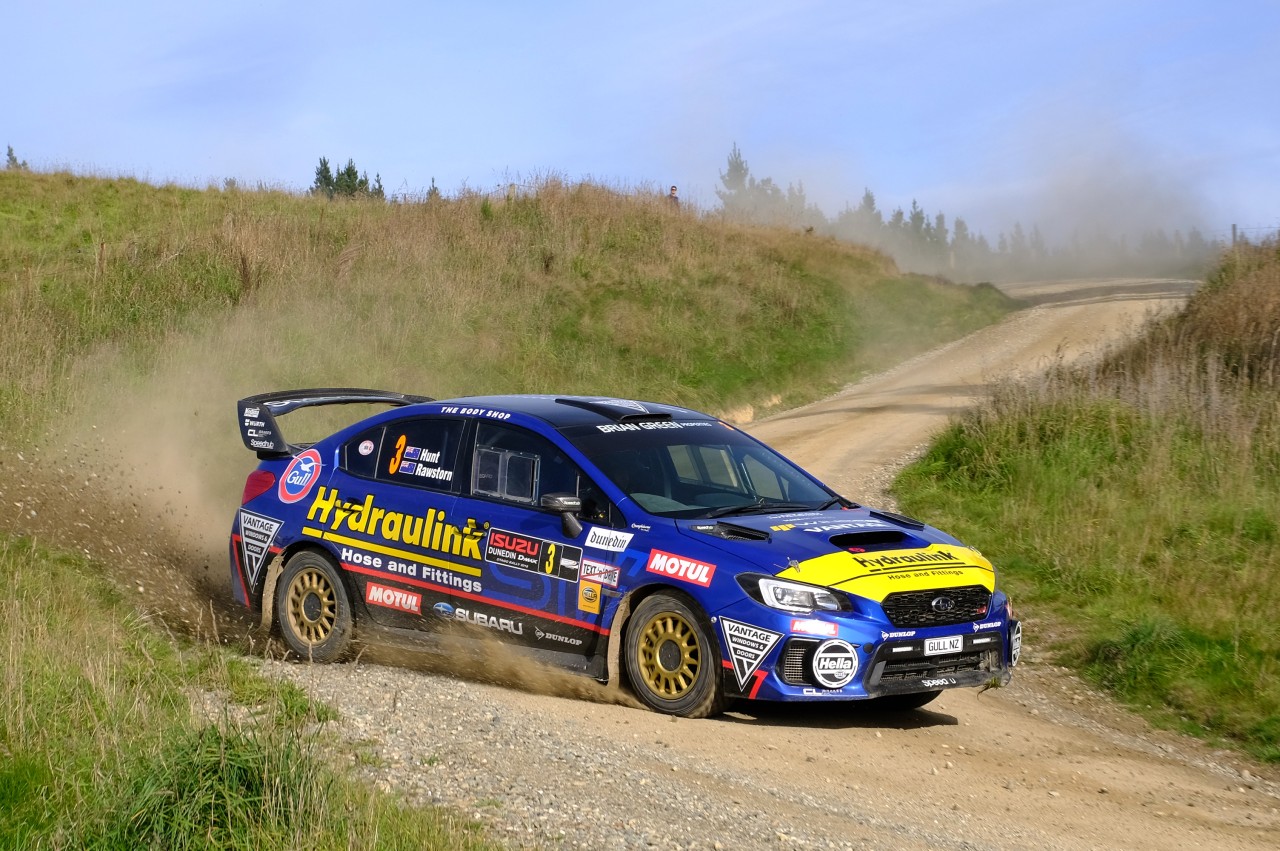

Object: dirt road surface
[265,277,1280,850]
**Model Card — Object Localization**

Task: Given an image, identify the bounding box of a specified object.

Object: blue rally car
[231,389,1020,717]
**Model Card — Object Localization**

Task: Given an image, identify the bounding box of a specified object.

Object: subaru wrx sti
[231,390,1020,717]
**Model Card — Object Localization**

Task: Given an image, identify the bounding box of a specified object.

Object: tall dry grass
[895,239,1280,760]
[3,169,1014,568]
[2,170,1013,438]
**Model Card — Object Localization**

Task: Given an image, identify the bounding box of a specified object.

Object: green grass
[894,240,1280,761]
[0,533,497,850]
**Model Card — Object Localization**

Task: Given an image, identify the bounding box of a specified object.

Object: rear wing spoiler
[236,388,434,458]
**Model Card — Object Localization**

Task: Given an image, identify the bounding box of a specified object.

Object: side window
[342,426,386,479]
[472,424,618,523]
[473,444,540,504]
[375,418,465,491]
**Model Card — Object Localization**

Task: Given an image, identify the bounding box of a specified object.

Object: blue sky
[8,1,1278,242]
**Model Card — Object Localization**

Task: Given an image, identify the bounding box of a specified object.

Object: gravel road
[257,278,1279,850]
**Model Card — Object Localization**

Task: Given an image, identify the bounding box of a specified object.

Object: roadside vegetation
[894,239,1280,762]
[0,534,496,850]
[0,168,1012,441]
[0,168,1015,846]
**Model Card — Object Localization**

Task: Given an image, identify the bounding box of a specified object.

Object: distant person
[668,185,679,208]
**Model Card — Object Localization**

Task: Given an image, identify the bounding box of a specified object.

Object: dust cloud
[0,297,641,712]
[964,101,1214,245]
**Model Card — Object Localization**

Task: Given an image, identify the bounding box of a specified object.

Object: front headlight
[738,574,849,613]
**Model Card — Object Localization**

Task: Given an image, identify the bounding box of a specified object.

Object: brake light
[242,470,276,504]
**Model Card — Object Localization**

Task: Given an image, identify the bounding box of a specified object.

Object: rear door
[314,416,480,633]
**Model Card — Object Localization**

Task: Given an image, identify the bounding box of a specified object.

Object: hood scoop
[829,529,912,551]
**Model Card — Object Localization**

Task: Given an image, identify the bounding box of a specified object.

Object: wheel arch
[260,541,356,636]
[605,582,724,689]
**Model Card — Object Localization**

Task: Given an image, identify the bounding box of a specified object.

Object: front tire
[275,550,353,662]
[624,592,724,718]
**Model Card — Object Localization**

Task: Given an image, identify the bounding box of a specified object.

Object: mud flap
[260,556,283,633]
[603,593,632,689]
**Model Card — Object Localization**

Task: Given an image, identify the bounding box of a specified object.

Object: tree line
[714,144,1220,282]
[310,157,384,200]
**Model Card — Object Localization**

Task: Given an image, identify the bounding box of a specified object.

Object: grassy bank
[0,533,495,850]
[894,240,1280,761]
[0,169,1013,440]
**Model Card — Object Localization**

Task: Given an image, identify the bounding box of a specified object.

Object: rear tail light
[242,470,276,504]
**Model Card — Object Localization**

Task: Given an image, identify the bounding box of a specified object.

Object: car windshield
[567,421,837,519]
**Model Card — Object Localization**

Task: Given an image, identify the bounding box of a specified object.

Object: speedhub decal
[237,509,282,585]
[720,618,782,690]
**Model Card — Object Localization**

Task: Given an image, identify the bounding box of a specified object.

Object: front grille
[777,638,820,686]
[880,585,991,628]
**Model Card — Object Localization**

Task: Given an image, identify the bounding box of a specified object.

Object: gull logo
[279,449,323,504]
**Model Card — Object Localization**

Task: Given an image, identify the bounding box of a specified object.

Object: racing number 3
[388,433,407,475]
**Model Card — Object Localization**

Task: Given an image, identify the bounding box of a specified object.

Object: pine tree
[6,145,29,171]
[312,157,335,198]
[311,156,384,200]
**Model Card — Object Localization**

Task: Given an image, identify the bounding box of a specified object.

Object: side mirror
[541,493,583,538]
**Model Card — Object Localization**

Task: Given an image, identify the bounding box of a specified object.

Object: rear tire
[624,592,725,718]
[275,550,353,662]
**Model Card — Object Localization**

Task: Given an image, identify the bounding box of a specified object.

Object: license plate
[924,635,963,656]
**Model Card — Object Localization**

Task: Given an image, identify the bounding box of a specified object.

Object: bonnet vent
[829,530,911,551]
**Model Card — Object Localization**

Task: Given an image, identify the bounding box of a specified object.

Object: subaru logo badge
[931,595,955,613]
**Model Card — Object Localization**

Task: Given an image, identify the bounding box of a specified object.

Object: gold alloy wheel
[635,610,703,699]
[284,565,337,645]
